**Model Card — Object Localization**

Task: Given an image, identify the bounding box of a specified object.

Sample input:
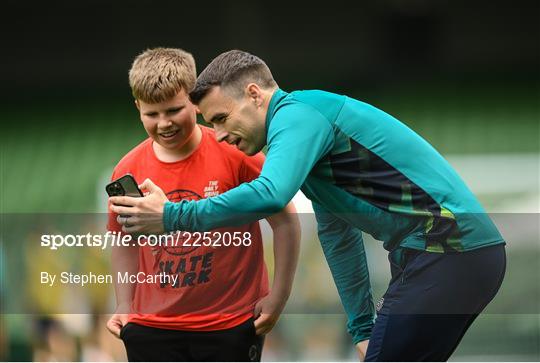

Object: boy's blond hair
[129,47,196,103]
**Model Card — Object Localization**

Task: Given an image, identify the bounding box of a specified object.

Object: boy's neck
[152,125,202,163]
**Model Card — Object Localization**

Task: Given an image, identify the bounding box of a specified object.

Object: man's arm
[166,104,334,232]
[253,202,300,335]
[110,103,334,233]
[312,202,375,352]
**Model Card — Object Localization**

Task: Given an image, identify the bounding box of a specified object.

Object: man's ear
[246,83,263,107]
[134,99,140,111]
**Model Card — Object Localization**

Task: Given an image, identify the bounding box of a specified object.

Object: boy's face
[136,89,197,151]
[197,86,267,156]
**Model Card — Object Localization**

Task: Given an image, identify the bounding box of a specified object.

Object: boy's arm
[253,201,300,335]
[107,243,138,338]
[107,246,139,338]
[111,242,139,310]
[106,190,139,338]
[312,202,375,347]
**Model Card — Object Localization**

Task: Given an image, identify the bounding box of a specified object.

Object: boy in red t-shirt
[106,48,300,361]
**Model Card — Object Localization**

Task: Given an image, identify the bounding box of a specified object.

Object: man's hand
[253,292,287,335]
[356,340,369,361]
[109,179,168,234]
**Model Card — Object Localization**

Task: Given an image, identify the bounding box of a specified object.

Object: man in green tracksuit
[110,50,506,361]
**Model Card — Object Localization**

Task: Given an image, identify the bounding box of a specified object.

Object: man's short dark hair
[189,50,277,104]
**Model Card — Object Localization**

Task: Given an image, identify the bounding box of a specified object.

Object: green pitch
[2,84,538,213]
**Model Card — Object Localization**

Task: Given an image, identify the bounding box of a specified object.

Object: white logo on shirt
[204,180,220,198]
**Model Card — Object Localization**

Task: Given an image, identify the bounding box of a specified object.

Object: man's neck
[260,86,278,124]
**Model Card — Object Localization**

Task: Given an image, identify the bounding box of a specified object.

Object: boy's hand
[109,179,167,234]
[107,313,129,338]
[106,302,131,339]
[253,292,287,335]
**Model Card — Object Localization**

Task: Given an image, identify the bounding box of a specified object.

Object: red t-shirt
[108,126,269,331]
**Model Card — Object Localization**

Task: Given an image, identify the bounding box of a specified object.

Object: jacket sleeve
[312,201,375,344]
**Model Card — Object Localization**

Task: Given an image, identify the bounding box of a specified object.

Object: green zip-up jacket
[164,89,505,343]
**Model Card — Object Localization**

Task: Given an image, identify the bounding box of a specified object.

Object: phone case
[105,174,143,197]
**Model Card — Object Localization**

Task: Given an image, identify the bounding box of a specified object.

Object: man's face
[137,89,197,151]
[197,86,267,156]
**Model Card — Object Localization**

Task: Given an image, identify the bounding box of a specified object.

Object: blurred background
[1,0,539,361]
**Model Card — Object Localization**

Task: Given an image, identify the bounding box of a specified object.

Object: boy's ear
[134,99,140,111]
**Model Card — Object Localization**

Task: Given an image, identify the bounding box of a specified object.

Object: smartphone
[106,174,143,197]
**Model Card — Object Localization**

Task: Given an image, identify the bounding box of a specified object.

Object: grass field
[2,84,538,213]
[1,83,539,361]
